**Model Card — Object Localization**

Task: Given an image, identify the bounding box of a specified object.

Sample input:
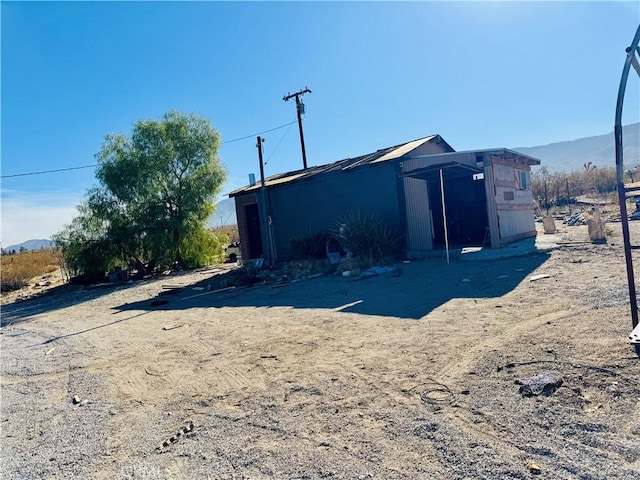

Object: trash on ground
[516,371,563,397]
[45,347,56,356]
[327,251,342,265]
[72,395,82,405]
[528,462,542,474]
[529,274,550,282]
[565,211,588,226]
[6,329,28,337]
[356,266,398,280]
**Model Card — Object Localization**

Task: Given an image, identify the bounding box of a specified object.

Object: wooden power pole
[283,87,311,169]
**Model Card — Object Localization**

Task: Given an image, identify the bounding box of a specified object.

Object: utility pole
[283,87,311,169]
[256,136,273,266]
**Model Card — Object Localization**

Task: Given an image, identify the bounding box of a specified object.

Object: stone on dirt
[516,371,563,397]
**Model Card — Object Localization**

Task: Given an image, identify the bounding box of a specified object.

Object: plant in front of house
[290,232,331,260]
[331,210,402,267]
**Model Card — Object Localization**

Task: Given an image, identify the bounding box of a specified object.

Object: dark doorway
[428,174,488,247]
[244,203,263,259]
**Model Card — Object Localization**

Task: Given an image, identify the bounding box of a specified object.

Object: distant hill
[4,239,55,253]
[513,122,639,172]
[207,198,237,228]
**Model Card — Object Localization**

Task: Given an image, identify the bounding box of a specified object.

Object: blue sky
[2,1,639,247]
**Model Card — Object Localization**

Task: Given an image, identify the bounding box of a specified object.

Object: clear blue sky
[2,1,639,247]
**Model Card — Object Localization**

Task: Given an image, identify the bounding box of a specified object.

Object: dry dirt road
[1,222,640,480]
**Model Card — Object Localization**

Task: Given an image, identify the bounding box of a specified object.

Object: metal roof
[405,148,541,166]
[228,134,448,197]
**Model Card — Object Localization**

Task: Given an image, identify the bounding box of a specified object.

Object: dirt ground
[2,221,640,480]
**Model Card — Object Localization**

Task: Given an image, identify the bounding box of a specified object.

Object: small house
[229,134,541,263]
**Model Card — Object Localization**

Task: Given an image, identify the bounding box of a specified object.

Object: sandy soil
[1,221,640,480]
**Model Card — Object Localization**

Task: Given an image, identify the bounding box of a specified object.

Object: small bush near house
[1,249,60,293]
[290,233,331,260]
[332,211,402,265]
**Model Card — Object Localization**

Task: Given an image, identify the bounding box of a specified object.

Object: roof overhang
[403,148,541,166]
[400,161,482,182]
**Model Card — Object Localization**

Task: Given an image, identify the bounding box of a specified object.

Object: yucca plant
[331,211,402,265]
[290,233,330,259]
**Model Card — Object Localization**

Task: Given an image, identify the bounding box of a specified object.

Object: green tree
[55,111,227,280]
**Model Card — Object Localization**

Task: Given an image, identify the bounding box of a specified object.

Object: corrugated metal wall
[403,177,432,250]
[266,163,403,259]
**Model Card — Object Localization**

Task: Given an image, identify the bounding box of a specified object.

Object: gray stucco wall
[266,162,403,260]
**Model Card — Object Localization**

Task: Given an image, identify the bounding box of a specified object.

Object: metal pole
[440,168,450,265]
[615,25,640,329]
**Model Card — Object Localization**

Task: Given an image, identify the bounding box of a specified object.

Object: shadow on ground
[0,282,138,328]
[114,253,550,320]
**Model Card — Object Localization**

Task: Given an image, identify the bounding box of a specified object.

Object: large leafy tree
[55,111,227,279]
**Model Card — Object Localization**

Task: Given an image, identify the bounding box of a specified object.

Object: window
[515,169,530,190]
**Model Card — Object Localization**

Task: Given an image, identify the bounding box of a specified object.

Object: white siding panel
[497,208,536,241]
[493,164,515,183]
[495,186,533,205]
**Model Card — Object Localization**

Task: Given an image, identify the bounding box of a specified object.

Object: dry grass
[1,249,60,293]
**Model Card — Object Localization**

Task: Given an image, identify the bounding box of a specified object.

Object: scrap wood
[290,273,324,283]
[181,286,236,300]
[224,286,259,299]
[162,323,185,331]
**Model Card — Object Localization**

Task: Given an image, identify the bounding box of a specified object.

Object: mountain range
[3,239,55,253]
[513,122,639,172]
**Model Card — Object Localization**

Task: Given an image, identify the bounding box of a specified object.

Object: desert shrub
[331,211,402,265]
[290,233,330,259]
[1,249,60,293]
[211,225,239,244]
[180,227,226,267]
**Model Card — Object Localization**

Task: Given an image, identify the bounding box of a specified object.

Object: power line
[1,164,96,178]
[222,119,296,144]
[0,119,298,179]
[264,121,295,166]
